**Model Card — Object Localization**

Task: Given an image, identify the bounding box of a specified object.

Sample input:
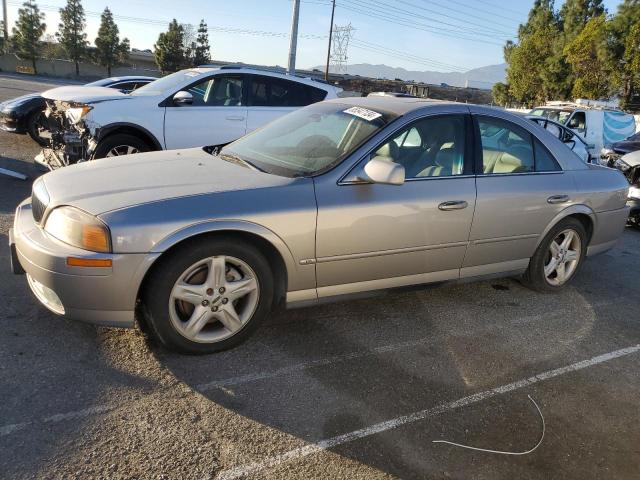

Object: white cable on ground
[432,395,545,455]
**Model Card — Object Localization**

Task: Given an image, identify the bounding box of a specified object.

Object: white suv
[38,66,342,168]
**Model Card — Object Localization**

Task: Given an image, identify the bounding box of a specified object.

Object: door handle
[225,115,245,121]
[547,195,570,204]
[438,200,468,211]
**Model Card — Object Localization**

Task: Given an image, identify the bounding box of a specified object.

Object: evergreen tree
[56,0,87,76]
[154,20,186,74]
[559,0,606,39]
[505,0,562,106]
[491,82,511,106]
[564,15,612,99]
[620,22,640,109]
[607,0,640,109]
[193,19,211,66]
[12,1,46,74]
[95,8,130,76]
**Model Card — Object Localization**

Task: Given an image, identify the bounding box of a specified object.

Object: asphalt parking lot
[1,73,640,480]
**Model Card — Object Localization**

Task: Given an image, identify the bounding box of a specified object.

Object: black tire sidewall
[93,133,150,159]
[524,218,587,292]
[142,237,274,354]
[27,110,48,146]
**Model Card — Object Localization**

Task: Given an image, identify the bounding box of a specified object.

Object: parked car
[526,115,591,163]
[10,98,630,354]
[0,76,156,146]
[609,150,640,226]
[529,101,636,157]
[35,66,342,169]
[601,131,640,165]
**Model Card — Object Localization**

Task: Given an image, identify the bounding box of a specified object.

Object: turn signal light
[66,257,112,267]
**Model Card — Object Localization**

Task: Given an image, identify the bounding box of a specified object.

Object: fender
[534,203,596,250]
[95,122,163,150]
[150,219,303,288]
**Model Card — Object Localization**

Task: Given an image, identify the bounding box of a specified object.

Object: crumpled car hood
[621,150,640,168]
[41,86,127,104]
[40,148,295,216]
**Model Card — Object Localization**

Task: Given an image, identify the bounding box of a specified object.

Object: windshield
[530,108,573,124]
[130,70,206,96]
[85,78,114,87]
[219,102,397,177]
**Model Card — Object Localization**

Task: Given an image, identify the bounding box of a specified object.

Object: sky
[4,0,624,73]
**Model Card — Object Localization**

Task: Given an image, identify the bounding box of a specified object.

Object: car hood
[40,148,295,216]
[0,93,42,108]
[41,86,127,104]
[621,150,640,167]
[611,139,640,154]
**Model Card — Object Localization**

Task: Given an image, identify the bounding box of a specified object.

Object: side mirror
[173,91,193,106]
[358,156,405,185]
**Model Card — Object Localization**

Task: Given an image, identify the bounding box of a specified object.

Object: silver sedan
[10,97,630,353]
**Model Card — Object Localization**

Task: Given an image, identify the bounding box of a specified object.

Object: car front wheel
[141,237,274,354]
[93,133,150,159]
[523,217,587,292]
[27,109,50,146]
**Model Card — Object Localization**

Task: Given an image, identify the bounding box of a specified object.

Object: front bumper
[10,199,156,328]
[628,198,640,217]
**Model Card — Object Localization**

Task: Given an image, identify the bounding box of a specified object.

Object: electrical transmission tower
[330,23,354,74]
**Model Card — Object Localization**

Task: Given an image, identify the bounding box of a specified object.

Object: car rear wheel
[141,237,274,354]
[27,109,50,147]
[522,217,587,292]
[93,134,150,159]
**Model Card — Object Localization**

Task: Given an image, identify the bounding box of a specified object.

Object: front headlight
[600,146,614,157]
[44,206,111,253]
[65,105,93,125]
[629,186,640,200]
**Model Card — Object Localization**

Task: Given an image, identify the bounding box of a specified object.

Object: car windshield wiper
[219,153,264,172]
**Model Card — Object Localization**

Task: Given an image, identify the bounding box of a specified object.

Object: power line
[387,0,516,37]
[407,0,520,32]
[336,2,506,46]
[465,0,526,18]
[343,0,514,39]
[432,0,525,24]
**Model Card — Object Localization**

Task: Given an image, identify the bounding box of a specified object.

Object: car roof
[190,66,339,92]
[106,76,157,82]
[323,95,461,115]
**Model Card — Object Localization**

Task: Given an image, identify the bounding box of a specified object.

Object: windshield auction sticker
[343,106,382,121]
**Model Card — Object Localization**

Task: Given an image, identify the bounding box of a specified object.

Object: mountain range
[310,63,506,89]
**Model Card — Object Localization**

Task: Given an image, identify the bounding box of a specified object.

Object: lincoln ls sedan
[10,97,630,354]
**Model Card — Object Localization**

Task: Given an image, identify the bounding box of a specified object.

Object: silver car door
[313,114,477,297]
[462,112,576,278]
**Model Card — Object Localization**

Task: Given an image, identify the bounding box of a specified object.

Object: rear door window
[248,76,327,107]
[477,116,560,174]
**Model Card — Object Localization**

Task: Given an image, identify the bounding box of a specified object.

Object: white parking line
[0,301,622,438]
[215,344,640,480]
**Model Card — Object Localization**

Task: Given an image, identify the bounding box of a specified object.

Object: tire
[93,133,150,159]
[141,237,274,354]
[522,217,587,293]
[27,109,49,147]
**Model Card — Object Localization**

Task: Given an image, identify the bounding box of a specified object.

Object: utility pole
[2,0,8,45]
[324,0,336,82]
[287,0,300,74]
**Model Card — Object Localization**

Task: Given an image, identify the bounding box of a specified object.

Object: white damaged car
[36,65,341,169]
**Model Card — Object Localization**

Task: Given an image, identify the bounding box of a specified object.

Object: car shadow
[154,227,640,479]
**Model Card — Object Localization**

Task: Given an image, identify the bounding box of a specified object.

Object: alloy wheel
[106,145,140,157]
[544,229,581,286]
[168,255,260,343]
